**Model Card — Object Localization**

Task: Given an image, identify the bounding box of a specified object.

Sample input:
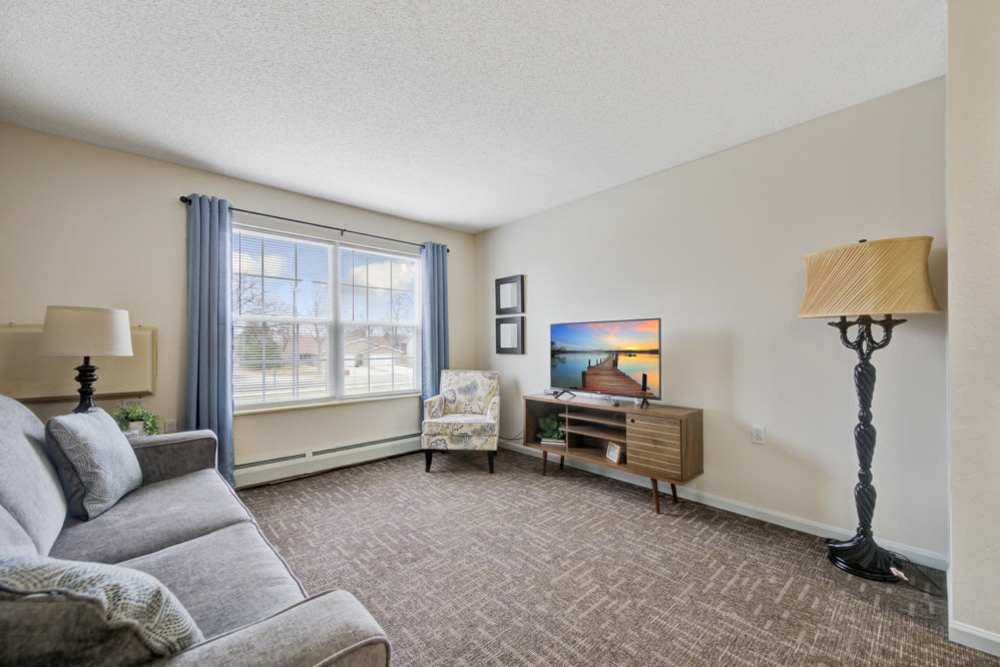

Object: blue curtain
[184,194,234,484]
[421,242,449,398]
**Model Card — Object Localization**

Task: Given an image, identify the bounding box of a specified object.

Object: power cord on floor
[890,551,946,598]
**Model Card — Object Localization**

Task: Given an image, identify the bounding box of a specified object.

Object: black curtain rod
[178,196,447,252]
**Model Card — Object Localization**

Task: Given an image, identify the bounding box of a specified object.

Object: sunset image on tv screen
[550,319,661,397]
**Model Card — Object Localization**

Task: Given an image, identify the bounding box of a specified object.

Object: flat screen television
[550,318,661,399]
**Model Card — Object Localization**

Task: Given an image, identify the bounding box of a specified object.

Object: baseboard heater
[234,433,421,488]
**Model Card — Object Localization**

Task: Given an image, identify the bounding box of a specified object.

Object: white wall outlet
[164,419,177,434]
[751,426,767,445]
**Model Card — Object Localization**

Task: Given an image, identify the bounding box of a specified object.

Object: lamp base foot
[826,533,900,583]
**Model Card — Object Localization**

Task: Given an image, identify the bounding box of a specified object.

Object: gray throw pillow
[45,409,143,520]
[0,553,204,666]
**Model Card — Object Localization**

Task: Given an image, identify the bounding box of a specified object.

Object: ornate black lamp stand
[825,314,906,582]
[73,355,99,413]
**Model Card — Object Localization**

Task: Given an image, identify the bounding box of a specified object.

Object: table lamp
[799,236,939,582]
[40,306,134,413]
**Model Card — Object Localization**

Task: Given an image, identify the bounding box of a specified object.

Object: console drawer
[627,416,681,445]
[627,451,682,479]
[627,414,680,435]
[627,414,683,478]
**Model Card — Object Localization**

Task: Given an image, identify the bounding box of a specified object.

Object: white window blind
[339,247,419,396]
[231,227,420,408]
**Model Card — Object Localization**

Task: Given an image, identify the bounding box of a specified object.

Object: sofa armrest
[486,395,500,423]
[159,590,390,667]
[424,394,444,419]
[130,430,218,485]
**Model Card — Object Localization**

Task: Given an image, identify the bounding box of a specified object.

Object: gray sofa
[0,395,390,666]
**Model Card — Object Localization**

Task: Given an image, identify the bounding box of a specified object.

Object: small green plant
[537,414,564,440]
[111,405,161,435]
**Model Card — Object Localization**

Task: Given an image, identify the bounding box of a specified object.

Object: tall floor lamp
[799,236,939,582]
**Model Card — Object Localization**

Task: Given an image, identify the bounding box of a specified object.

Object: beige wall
[0,123,478,467]
[477,79,948,559]
[947,0,1000,652]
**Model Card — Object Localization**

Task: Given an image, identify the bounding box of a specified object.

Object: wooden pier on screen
[580,353,644,396]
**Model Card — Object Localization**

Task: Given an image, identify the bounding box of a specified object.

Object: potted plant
[111,405,161,436]
[537,414,565,444]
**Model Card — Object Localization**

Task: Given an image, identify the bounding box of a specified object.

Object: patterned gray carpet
[240,450,996,666]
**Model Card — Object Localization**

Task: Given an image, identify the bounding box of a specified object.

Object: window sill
[234,392,421,417]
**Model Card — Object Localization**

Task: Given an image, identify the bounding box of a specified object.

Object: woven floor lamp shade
[799,236,939,318]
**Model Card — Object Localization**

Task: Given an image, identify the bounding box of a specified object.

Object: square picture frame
[495,275,525,315]
[496,316,525,354]
[605,442,623,464]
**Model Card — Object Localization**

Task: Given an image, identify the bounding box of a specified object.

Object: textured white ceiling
[0,1,945,231]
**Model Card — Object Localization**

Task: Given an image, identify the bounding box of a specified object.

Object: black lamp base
[73,356,98,413]
[827,315,907,584]
[826,533,901,583]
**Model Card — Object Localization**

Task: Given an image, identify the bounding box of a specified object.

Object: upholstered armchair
[422,370,500,473]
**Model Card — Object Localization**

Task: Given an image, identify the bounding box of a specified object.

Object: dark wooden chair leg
[559,455,565,471]
[651,478,661,514]
[542,450,548,476]
[488,451,495,474]
[424,450,432,472]
[670,483,678,503]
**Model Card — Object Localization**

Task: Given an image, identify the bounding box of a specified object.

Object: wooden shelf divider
[558,412,627,428]
[562,424,628,444]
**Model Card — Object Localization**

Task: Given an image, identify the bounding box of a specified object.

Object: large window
[232,227,420,407]
[339,248,419,396]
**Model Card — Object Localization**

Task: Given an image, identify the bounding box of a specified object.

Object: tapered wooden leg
[670,483,678,503]
[542,451,548,476]
[559,455,565,471]
[651,478,661,514]
[424,450,432,472]
[488,451,495,474]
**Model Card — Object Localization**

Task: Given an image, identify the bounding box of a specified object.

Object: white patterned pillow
[45,408,143,519]
[0,554,203,666]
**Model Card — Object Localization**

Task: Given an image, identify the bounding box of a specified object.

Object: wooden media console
[522,393,703,513]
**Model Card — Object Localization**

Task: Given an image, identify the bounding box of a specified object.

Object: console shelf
[558,412,626,428]
[523,393,703,513]
[562,424,629,444]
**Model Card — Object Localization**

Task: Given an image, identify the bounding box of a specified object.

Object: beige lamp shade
[39,306,134,357]
[799,236,940,318]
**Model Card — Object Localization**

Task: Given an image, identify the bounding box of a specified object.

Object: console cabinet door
[626,413,683,479]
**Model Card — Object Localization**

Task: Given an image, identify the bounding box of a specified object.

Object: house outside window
[231,226,420,408]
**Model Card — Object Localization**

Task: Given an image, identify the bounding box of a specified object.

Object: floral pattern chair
[422,370,500,473]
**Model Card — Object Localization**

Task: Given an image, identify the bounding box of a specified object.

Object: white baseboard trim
[949,621,1000,657]
[499,439,948,571]
[235,435,421,487]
